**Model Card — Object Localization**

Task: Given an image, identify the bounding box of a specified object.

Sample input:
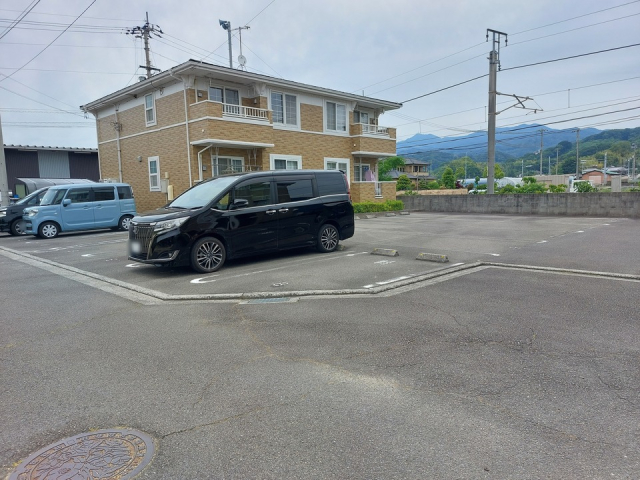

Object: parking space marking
[27,238,127,254]
[191,275,220,284]
[125,263,142,268]
[374,260,396,265]
[363,275,412,288]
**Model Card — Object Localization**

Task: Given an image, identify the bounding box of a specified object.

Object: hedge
[353,200,404,213]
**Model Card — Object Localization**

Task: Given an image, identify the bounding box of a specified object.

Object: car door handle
[266,209,277,215]
[278,208,289,213]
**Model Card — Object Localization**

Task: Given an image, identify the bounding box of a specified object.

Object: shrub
[427,181,441,190]
[353,200,404,213]
[548,184,567,193]
[396,174,413,191]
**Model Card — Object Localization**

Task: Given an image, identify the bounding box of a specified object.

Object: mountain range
[397,124,601,164]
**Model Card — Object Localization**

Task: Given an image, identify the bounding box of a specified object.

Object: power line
[0,85,84,117]
[0,0,41,40]
[400,43,640,105]
[502,43,640,72]
[509,12,640,47]
[0,0,98,84]
[510,0,640,36]
[401,74,488,104]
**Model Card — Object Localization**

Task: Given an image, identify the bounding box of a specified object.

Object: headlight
[154,217,188,232]
[0,210,6,217]
[26,208,39,217]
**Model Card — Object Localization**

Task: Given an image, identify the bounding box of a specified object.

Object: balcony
[222,103,269,122]
[350,123,395,139]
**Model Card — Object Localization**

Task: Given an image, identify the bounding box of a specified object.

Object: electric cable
[0,0,41,40]
[0,0,98,84]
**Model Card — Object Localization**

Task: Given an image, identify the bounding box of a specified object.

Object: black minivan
[128,170,354,273]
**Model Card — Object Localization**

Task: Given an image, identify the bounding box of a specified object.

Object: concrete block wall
[399,192,640,218]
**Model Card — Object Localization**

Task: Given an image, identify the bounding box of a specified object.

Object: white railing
[358,123,389,136]
[222,103,269,121]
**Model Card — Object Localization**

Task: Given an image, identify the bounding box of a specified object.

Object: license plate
[130,241,141,254]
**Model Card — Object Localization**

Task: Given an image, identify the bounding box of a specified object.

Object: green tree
[379,156,405,181]
[441,167,456,189]
[396,174,413,191]
[483,163,505,179]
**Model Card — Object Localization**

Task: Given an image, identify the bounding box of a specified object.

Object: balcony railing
[357,123,389,136]
[223,103,269,122]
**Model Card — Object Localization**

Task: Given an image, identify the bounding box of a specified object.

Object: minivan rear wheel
[191,237,226,273]
[317,224,339,253]
[38,221,59,239]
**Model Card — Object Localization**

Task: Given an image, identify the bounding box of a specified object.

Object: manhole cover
[9,429,154,480]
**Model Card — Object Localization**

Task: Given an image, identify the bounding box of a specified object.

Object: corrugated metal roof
[4,144,97,152]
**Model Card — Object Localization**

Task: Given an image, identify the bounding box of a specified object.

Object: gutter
[169,68,193,188]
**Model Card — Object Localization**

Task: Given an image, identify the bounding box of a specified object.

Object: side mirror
[230,198,249,210]
[63,199,71,206]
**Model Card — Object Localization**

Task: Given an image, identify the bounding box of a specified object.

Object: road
[1,213,639,479]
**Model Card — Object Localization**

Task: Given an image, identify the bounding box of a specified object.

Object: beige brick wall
[300,104,323,132]
[353,136,396,155]
[189,119,275,145]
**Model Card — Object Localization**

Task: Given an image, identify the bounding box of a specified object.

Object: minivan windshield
[168,175,240,209]
[40,188,67,206]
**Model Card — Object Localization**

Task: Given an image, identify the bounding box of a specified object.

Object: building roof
[4,144,97,152]
[80,59,403,113]
[403,158,431,165]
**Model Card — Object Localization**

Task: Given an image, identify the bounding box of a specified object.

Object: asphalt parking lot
[1,212,638,298]
[1,212,639,479]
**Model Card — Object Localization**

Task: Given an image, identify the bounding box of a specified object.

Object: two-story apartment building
[80,60,402,212]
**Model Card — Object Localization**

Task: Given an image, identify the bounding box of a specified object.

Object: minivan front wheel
[10,219,26,236]
[191,237,226,273]
[317,224,339,253]
[118,215,133,231]
[38,221,59,239]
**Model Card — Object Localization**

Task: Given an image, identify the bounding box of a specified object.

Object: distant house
[581,168,622,185]
[389,158,433,186]
[3,145,100,197]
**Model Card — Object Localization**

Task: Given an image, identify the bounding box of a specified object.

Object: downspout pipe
[170,68,193,187]
[197,144,214,182]
[114,105,123,183]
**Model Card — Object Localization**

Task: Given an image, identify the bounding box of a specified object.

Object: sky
[1,0,639,151]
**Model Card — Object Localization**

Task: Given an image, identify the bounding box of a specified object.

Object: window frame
[270,90,298,127]
[208,86,240,105]
[148,156,161,192]
[144,93,156,127]
[325,100,347,133]
[270,154,302,171]
[324,157,350,185]
[211,155,245,177]
[354,163,372,183]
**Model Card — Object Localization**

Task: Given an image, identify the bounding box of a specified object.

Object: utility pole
[633,143,637,185]
[127,12,163,79]
[575,128,580,178]
[486,29,507,195]
[556,148,559,175]
[0,113,9,206]
[539,129,544,175]
[603,151,608,186]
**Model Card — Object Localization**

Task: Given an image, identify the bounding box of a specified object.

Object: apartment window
[212,156,244,176]
[354,163,371,182]
[148,156,160,191]
[208,87,240,105]
[325,158,350,184]
[353,110,369,124]
[270,154,301,170]
[209,87,223,102]
[326,101,346,132]
[145,93,156,126]
[271,92,297,126]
